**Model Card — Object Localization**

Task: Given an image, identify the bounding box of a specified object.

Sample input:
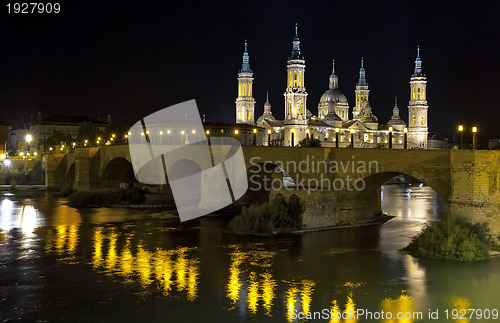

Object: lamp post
[291,128,295,147]
[267,129,271,146]
[335,128,339,148]
[350,129,354,148]
[388,127,393,149]
[458,125,464,149]
[403,127,408,149]
[253,128,257,146]
[26,134,32,157]
[472,126,477,150]
[305,128,310,147]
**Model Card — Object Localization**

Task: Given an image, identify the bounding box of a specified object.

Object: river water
[0,185,499,322]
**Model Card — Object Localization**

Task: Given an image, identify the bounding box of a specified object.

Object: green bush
[67,189,122,207]
[9,179,17,192]
[59,183,75,197]
[403,214,492,261]
[120,186,147,204]
[229,200,302,235]
[66,187,147,207]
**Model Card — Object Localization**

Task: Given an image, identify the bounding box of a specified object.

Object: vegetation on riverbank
[0,161,44,185]
[67,187,146,207]
[403,214,498,261]
[229,200,302,235]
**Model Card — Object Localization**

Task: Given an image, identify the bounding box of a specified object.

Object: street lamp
[26,134,32,156]
[350,129,354,148]
[306,128,310,147]
[335,128,340,148]
[253,128,257,146]
[388,127,393,149]
[458,125,464,149]
[291,128,295,147]
[267,129,271,146]
[472,126,477,150]
[403,127,408,149]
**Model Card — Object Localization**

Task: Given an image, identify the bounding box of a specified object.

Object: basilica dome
[319,89,348,105]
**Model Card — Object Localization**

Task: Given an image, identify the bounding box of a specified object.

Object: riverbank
[0,185,46,191]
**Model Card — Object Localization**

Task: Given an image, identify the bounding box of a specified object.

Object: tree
[43,130,72,148]
[298,134,321,147]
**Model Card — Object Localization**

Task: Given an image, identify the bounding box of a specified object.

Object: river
[1,185,499,322]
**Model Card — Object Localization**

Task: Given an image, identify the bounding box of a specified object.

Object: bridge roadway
[44,145,500,236]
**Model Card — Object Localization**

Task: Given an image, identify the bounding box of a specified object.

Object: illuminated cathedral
[235,25,429,149]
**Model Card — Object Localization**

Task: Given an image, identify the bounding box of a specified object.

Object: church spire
[392,97,400,119]
[329,59,338,89]
[357,57,367,86]
[240,39,251,73]
[412,45,424,77]
[290,23,303,60]
[264,92,272,115]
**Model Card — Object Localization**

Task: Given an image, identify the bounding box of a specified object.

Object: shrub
[67,189,122,207]
[229,200,302,235]
[9,179,17,192]
[59,183,75,197]
[403,213,492,261]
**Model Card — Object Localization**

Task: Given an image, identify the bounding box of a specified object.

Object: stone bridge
[45,145,500,236]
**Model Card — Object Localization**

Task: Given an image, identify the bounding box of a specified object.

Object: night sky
[1,0,499,143]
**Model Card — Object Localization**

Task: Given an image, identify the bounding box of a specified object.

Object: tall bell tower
[283,24,308,146]
[235,40,255,124]
[408,46,428,148]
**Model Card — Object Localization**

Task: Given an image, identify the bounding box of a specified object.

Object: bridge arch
[245,162,292,204]
[100,157,137,188]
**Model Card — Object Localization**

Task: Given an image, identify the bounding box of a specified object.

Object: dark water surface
[1,185,499,322]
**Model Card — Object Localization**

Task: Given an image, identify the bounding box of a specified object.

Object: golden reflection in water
[105,230,118,273]
[120,240,134,282]
[328,282,364,323]
[261,272,277,316]
[448,296,472,323]
[92,227,104,269]
[225,246,277,316]
[301,280,315,315]
[380,292,416,323]
[344,292,358,323]
[55,225,67,254]
[329,300,341,323]
[247,272,259,314]
[226,248,245,307]
[45,225,200,301]
[286,285,300,323]
[67,225,78,255]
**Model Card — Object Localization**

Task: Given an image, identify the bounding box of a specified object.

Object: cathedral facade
[236,26,429,149]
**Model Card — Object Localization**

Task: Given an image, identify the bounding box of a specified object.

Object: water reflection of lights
[380,292,417,323]
[447,296,472,323]
[0,200,43,239]
[45,225,200,301]
[226,246,277,317]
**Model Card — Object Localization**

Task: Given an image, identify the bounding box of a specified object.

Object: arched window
[298,102,302,115]
[243,84,246,96]
[298,71,302,87]
[238,84,241,96]
[423,88,425,100]
[293,71,297,87]
[412,115,416,125]
[288,103,292,116]
[417,88,421,99]
[247,110,250,121]
[412,88,416,100]
[421,116,425,125]
[289,71,292,87]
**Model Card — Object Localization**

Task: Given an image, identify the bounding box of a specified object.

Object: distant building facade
[236,25,430,148]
